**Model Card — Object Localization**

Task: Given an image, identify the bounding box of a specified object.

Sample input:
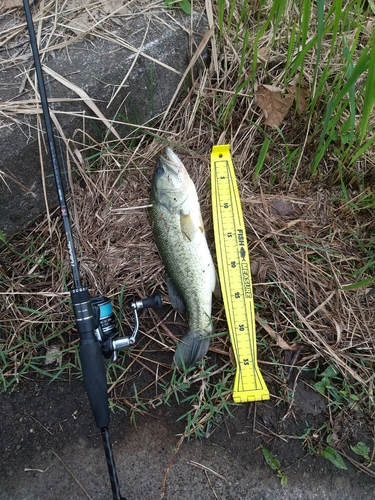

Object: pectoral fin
[180,213,198,241]
[213,271,221,299]
[166,274,186,315]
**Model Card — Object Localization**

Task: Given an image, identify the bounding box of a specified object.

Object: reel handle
[136,293,163,310]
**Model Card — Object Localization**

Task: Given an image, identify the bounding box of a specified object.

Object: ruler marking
[223,159,259,389]
[211,146,269,402]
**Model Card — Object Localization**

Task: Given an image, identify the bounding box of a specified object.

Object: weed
[129,383,150,428]
[164,0,191,15]
[350,442,371,463]
[157,362,235,439]
[321,445,348,470]
[314,365,363,410]
[260,445,288,486]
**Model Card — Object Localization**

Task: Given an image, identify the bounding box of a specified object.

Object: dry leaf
[45,345,62,366]
[255,74,311,126]
[287,74,310,114]
[296,87,309,114]
[0,0,24,11]
[257,47,271,63]
[255,84,294,127]
[66,1,131,34]
[256,316,298,351]
[67,12,91,35]
[271,198,295,216]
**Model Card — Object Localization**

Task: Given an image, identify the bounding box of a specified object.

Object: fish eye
[155,166,165,176]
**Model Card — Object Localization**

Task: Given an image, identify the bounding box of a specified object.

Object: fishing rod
[23,2,162,498]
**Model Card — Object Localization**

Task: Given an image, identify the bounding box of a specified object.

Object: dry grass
[1,0,375,474]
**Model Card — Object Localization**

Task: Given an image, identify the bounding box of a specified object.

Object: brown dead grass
[1,0,375,473]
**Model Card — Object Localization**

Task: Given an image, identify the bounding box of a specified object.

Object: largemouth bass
[150,148,219,368]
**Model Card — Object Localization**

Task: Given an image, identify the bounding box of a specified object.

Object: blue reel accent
[97,300,113,319]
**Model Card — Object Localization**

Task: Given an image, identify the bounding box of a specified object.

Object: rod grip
[71,287,110,429]
[80,339,110,429]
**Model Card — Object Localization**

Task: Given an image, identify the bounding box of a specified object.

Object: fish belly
[151,203,215,333]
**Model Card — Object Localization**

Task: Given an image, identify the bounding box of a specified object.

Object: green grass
[0,231,80,391]
[212,0,374,193]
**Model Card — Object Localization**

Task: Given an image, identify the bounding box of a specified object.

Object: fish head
[151,148,191,210]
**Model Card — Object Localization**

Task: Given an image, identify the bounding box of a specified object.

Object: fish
[149,147,220,368]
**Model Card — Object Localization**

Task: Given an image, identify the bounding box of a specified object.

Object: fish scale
[151,203,211,332]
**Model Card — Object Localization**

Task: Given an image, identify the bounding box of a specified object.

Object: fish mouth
[155,147,189,194]
[159,147,186,176]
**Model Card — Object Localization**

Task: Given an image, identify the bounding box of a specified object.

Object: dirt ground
[1,374,374,500]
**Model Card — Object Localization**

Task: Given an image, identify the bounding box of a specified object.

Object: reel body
[91,294,163,361]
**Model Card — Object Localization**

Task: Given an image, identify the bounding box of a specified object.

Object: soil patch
[1,375,374,500]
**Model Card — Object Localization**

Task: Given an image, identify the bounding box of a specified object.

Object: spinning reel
[91,294,163,361]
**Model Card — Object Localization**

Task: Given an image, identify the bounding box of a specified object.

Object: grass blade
[359,32,375,142]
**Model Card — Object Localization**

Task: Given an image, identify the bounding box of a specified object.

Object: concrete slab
[1,379,374,500]
[0,6,207,239]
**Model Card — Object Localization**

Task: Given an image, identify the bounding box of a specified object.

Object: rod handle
[71,288,110,429]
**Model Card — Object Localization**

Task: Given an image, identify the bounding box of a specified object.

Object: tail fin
[173,330,210,369]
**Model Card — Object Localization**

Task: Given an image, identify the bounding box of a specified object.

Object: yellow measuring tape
[211,145,270,403]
